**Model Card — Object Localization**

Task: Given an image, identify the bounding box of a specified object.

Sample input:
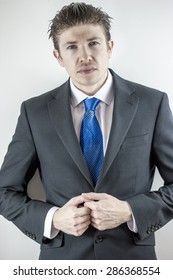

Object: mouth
[77,66,96,75]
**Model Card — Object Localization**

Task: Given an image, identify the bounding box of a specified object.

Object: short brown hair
[48,2,112,51]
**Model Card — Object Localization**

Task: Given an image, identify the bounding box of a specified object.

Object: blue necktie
[80,98,104,185]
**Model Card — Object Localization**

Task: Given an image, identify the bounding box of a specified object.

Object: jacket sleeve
[127,93,173,241]
[0,102,54,244]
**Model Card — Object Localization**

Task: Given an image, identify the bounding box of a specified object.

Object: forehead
[58,24,106,44]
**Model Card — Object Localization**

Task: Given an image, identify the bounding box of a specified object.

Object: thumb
[66,195,84,207]
[82,192,109,201]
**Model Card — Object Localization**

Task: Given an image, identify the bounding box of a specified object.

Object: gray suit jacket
[0,69,173,259]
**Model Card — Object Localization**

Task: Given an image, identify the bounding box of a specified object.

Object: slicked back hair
[48,2,112,51]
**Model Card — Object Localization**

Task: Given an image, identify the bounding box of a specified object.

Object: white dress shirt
[70,70,114,154]
[43,70,137,239]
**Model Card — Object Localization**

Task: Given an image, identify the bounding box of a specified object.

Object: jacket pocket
[133,232,155,246]
[121,133,148,149]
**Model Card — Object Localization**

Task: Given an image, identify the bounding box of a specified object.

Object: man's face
[53,24,114,95]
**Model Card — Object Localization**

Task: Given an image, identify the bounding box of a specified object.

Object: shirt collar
[70,70,113,108]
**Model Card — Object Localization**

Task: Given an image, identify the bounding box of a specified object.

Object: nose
[79,46,92,63]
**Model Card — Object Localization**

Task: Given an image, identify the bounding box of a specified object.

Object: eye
[89,41,100,47]
[66,45,77,50]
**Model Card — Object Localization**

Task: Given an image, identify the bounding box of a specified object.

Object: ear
[107,40,114,58]
[53,49,64,67]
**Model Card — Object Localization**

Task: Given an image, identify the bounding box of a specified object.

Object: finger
[73,215,91,226]
[73,220,91,236]
[84,201,98,210]
[78,206,91,216]
[90,221,103,231]
[82,192,108,201]
[67,195,84,207]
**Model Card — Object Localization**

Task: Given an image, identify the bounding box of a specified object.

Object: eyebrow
[87,37,102,42]
[64,41,77,46]
[64,37,102,46]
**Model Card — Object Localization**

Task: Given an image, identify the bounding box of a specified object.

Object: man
[0,2,173,260]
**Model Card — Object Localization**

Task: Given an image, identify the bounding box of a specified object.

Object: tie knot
[84,97,100,111]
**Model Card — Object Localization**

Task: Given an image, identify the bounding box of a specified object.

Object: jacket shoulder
[110,69,165,101]
[23,80,70,110]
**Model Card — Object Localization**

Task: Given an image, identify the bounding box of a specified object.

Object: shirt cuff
[43,206,59,239]
[127,212,138,233]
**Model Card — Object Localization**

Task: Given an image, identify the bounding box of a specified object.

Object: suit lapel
[48,81,93,187]
[96,72,139,186]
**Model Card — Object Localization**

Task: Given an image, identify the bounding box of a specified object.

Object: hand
[53,195,91,236]
[82,192,132,231]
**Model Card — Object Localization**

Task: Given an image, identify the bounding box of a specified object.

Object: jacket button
[32,234,36,240]
[95,236,103,244]
[151,226,155,232]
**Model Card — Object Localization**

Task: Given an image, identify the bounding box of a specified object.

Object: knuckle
[97,224,104,231]
[85,207,91,214]
[91,210,99,218]
[72,210,78,218]
[91,204,99,212]
[74,232,81,237]
[74,228,82,237]
[71,216,78,226]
